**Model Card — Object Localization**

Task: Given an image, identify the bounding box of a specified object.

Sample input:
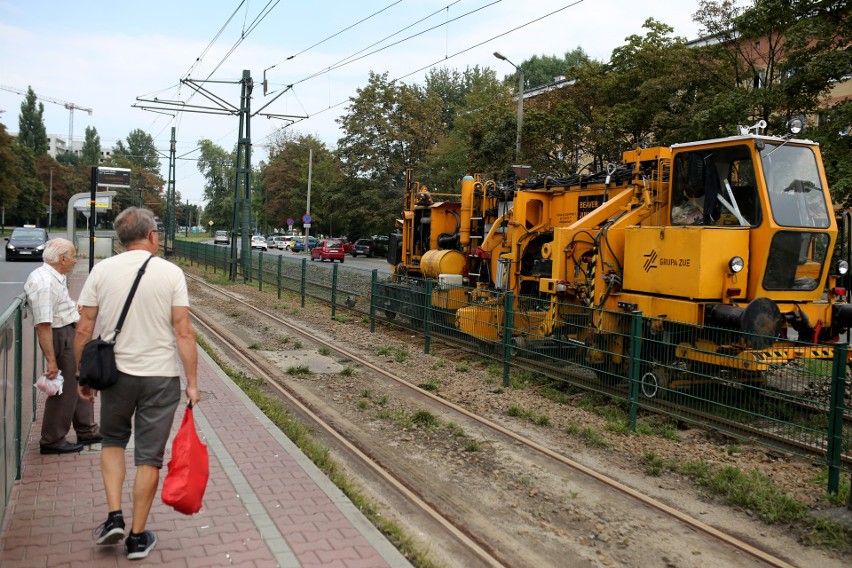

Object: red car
[310,239,345,263]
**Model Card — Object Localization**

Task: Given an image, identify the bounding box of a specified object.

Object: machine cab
[668,136,835,302]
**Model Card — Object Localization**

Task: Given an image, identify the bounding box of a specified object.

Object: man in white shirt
[24,238,100,454]
[75,208,200,561]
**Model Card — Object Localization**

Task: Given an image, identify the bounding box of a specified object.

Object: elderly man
[24,238,101,454]
[76,207,200,560]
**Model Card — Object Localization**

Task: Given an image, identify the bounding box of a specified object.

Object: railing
[174,241,850,495]
[0,294,41,527]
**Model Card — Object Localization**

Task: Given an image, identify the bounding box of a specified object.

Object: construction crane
[0,85,93,152]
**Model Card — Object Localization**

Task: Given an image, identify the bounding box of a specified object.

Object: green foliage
[80,126,101,166]
[0,122,22,213]
[286,365,312,376]
[17,87,48,155]
[113,129,161,173]
[196,139,236,230]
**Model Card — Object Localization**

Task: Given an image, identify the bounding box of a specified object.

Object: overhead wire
[289,0,500,87]
[264,0,405,80]
[267,0,586,137]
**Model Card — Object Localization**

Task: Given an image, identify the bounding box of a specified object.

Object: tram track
[187,273,801,568]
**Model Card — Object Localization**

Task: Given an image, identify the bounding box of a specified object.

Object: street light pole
[493,51,524,162]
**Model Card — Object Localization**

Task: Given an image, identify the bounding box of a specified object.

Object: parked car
[371,235,389,257]
[291,236,317,252]
[250,235,268,251]
[335,237,354,255]
[270,235,287,250]
[214,230,230,245]
[310,239,345,263]
[351,238,373,258]
[5,226,49,261]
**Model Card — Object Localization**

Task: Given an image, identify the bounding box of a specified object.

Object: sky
[0,0,707,205]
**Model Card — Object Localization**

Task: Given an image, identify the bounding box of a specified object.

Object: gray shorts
[100,372,181,468]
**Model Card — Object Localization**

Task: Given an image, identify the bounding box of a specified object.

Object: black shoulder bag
[79,255,154,390]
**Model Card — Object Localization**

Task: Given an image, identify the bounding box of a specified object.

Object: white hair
[43,238,75,264]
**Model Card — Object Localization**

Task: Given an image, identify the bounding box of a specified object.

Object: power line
[265,0,405,79]
[275,0,586,132]
[287,1,500,88]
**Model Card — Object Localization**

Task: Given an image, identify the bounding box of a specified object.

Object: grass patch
[377,345,392,356]
[292,340,303,349]
[431,359,446,370]
[464,439,483,452]
[566,423,611,448]
[393,345,410,363]
[506,405,551,427]
[317,347,331,356]
[332,314,352,323]
[643,452,665,476]
[339,367,354,376]
[194,335,437,566]
[455,363,469,372]
[248,342,262,350]
[411,410,439,429]
[286,365,312,376]
[418,378,440,392]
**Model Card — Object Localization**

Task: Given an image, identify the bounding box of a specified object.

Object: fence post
[300,258,307,308]
[827,344,847,495]
[277,255,282,300]
[14,306,23,480]
[502,291,514,388]
[370,269,378,333]
[424,279,433,354]
[331,262,339,319]
[258,252,264,291]
[628,311,643,432]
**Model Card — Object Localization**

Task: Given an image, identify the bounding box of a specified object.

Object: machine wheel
[640,368,669,399]
[510,336,528,357]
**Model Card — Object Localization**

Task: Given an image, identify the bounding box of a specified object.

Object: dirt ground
[185,267,851,568]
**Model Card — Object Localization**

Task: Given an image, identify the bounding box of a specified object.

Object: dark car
[351,238,373,258]
[5,226,49,261]
[310,239,345,263]
[371,235,389,257]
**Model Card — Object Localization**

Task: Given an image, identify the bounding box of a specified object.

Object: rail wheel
[640,367,669,399]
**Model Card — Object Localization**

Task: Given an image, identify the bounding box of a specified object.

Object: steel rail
[188,305,506,568]
[188,274,798,568]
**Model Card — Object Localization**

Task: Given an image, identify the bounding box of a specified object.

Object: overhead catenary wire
[268,0,586,136]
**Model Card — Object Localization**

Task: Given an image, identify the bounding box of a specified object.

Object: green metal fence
[0,294,41,528]
[175,241,850,495]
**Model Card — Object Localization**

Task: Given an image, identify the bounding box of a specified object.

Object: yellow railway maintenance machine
[383,122,852,390]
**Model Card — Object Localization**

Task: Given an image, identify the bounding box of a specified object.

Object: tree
[259,131,346,236]
[113,129,161,174]
[17,86,48,156]
[10,143,46,223]
[80,126,101,166]
[196,139,234,230]
[693,0,851,132]
[503,48,590,90]
[0,122,22,214]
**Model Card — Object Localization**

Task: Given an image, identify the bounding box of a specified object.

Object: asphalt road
[210,240,392,274]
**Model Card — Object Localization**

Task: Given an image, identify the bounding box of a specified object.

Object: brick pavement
[0,262,410,568]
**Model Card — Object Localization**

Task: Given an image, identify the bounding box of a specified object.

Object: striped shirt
[24,263,80,328]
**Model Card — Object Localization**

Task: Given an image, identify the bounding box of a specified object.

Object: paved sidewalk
[0,263,410,567]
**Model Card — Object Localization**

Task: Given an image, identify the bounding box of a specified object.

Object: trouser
[40,324,98,447]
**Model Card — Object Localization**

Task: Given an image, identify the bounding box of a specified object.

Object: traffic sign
[302,214,312,224]
[287,218,294,226]
[208,220,214,226]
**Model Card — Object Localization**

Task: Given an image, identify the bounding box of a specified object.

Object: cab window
[671,145,761,227]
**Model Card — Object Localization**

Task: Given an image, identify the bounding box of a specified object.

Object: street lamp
[494,51,524,162]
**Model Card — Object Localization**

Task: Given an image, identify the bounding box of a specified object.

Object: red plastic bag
[162,403,209,515]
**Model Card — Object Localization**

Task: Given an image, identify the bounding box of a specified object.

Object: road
[207,240,393,274]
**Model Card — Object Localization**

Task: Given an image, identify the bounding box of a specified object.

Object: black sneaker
[94,513,125,545]
[126,530,157,560]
